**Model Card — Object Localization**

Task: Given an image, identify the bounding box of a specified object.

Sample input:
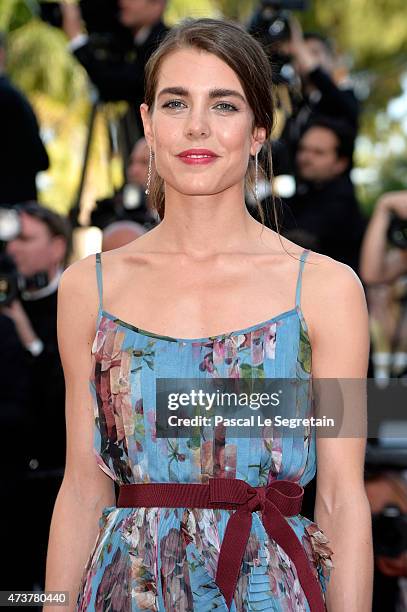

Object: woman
[45,18,373,611]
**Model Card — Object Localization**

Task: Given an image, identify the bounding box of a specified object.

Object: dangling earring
[145,147,153,195]
[254,149,259,201]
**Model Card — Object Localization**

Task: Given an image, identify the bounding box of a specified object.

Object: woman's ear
[140,103,154,148]
[250,127,267,156]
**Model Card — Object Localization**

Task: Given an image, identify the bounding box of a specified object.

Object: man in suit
[0,32,49,205]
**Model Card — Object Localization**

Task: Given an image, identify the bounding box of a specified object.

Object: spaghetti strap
[95,252,103,317]
[295,248,309,310]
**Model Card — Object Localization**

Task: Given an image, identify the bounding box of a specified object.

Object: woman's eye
[215,102,237,112]
[163,100,237,111]
[162,100,185,109]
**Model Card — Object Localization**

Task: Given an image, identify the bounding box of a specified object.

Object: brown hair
[143,17,279,229]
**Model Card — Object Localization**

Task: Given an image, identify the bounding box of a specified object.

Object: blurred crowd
[1,1,407,610]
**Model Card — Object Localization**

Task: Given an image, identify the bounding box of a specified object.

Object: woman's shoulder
[275,233,364,295]
[302,249,368,345]
[57,253,104,337]
[59,252,98,300]
[58,243,148,310]
[304,249,365,298]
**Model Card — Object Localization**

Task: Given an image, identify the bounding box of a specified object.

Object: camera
[248,0,309,46]
[247,0,309,85]
[387,211,407,250]
[372,505,407,558]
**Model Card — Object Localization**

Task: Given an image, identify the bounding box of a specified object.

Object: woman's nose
[184,109,210,138]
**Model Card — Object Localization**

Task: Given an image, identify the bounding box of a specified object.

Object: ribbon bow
[208,478,326,611]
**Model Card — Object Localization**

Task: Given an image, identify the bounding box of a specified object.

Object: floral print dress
[76,248,334,612]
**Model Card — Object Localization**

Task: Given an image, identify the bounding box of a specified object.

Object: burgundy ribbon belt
[118,478,326,611]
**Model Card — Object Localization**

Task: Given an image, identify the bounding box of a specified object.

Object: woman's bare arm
[44,254,116,611]
[304,255,373,611]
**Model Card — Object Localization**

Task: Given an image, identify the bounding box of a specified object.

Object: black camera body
[248,0,309,85]
[387,211,407,250]
[39,0,124,35]
[249,0,309,44]
[372,505,407,557]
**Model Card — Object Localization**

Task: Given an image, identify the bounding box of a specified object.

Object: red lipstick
[176,148,220,165]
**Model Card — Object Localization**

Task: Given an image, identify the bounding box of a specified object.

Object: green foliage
[164,0,217,24]
[0,0,31,31]
[7,19,88,104]
[214,0,256,20]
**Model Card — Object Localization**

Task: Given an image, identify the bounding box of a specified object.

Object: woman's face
[140,48,266,198]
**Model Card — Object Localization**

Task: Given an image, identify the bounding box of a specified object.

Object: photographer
[280,21,360,171]
[289,22,359,126]
[0,202,71,590]
[0,32,49,205]
[248,4,360,175]
[280,116,367,272]
[359,191,407,378]
[360,191,407,285]
[62,0,169,133]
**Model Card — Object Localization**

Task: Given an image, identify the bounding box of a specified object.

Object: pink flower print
[304,522,335,580]
[92,316,116,358]
[101,338,125,372]
[99,372,116,440]
[135,397,143,415]
[92,328,106,357]
[199,352,215,373]
[160,528,182,577]
[212,340,226,366]
[112,394,126,443]
[201,440,214,479]
[120,392,134,438]
[180,509,196,547]
[94,546,131,611]
[223,444,237,478]
[93,449,117,481]
[147,409,157,442]
[223,337,236,365]
[228,359,241,378]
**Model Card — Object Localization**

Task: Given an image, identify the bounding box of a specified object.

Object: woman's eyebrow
[157,86,246,103]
